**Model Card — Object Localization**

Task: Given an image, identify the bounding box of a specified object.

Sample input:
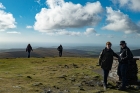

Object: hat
[120,41,126,45]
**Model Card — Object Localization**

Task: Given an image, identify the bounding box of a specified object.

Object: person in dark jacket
[117,41,133,90]
[99,42,119,90]
[26,44,33,58]
[57,44,63,57]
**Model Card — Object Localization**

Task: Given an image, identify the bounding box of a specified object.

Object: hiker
[57,44,63,57]
[26,44,33,58]
[117,41,133,90]
[98,42,119,90]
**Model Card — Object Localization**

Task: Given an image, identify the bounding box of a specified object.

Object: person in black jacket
[99,42,119,90]
[26,44,33,58]
[117,41,133,90]
[57,44,63,57]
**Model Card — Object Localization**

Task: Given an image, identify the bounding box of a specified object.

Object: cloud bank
[34,0,103,33]
[26,25,33,29]
[112,0,140,12]
[102,7,140,34]
[84,28,96,35]
[7,31,21,34]
[0,3,16,31]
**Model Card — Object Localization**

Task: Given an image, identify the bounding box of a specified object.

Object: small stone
[27,76,32,79]
[79,87,85,91]
[64,65,69,68]
[13,86,21,88]
[53,86,59,89]
[33,82,43,86]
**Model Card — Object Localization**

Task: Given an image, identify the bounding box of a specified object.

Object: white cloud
[0,3,16,31]
[56,30,81,36]
[35,0,40,4]
[84,28,96,35]
[138,34,140,36]
[26,25,33,29]
[137,21,140,27]
[34,0,103,33]
[7,31,21,34]
[107,35,114,38]
[45,28,98,36]
[112,0,140,12]
[0,3,6,9]
[102,7,140,34]
[96,34,101,36]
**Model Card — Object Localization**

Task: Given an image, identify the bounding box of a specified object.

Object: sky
[0,0,140,48]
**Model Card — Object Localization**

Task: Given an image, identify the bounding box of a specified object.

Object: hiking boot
[103,83,107,90]
[118,87,126,91]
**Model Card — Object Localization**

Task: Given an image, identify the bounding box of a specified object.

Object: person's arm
[113,51,119,58]
[113,51,121,62]
[122,48,131,61]
[98,50,104,66]
[31,46,33,51]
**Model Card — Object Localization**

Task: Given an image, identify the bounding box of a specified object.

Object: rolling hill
[0,47,140,58]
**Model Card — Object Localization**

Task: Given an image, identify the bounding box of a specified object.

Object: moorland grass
[0,57,140,93]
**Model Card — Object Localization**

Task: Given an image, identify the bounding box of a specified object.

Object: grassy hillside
[0,57,140,93]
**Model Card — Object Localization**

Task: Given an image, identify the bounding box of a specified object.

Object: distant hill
[116,49,140,56]
[132,49,140,56]
[0,47,139,58]
[0,48,98,58]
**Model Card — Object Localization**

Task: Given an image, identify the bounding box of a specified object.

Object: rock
[89,66,94,69]
[47,90,52,93]
[133,85,140,90]
[74,83,82,87]
[53,86,59,89]
[33,82,43,86]
[13,86,21,88]
[57,75,67,80]
[27,76,32,79]
[63,89,70,93]
[69,78,76,82]
[79,87,85,91]
[64,65,69,68]
[17,74,23,77]
[73,63,79,68]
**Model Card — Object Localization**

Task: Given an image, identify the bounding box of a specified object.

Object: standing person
[117,41,133,90]
[57,44,63,57]
[26,44,33,58]
[98,42,119,90]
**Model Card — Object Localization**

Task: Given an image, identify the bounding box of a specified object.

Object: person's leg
[28,52,30,58]
[59,51,62,57]
[103,69,110,87]
[59,51,61,57]
[61,51,62,57]
[121,64,128,88]
[117,64,122,81]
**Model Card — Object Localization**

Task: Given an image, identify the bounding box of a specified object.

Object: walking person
[117,41,133,90]
[26,44,33,58]
[98,42,119,90]
[57,44,63,57]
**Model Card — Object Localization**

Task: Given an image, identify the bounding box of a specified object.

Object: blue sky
[0,0,140,48]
